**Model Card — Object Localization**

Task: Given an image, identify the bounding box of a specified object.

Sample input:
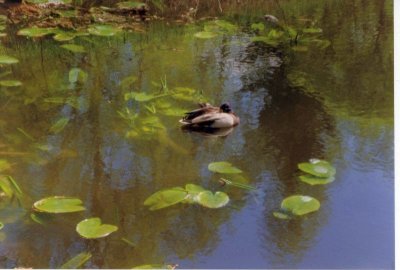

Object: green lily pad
[0,55,19,65]
[250,36,279,46]
[208,161,243,174]
[273,211,291,219]
[60,44,86,53]
[144,187,187,210]
[33,196,85,213]
[17,27,56,38]
[54,32,77,42]
[194,31,217,39]
[88,24,121,37]
[196,191,229,208]
[0,80,22,87]
[61,252,92,269]
[281,195,320,216]
[69,68,88,84]
[76,217,118,239]
[299,175,335,185]
[298,159,336,177]
[33,196,85,214]
[183,183,206,204]
[49,117,70,134]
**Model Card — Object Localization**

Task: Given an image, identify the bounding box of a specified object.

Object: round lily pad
[299,175,335,185]
[208,161,243,174]
[143,187,187,210]
[33,196,85,213]
[0,55,19,64]
[76,217,118,239]
[281,195,320,216]
[17,27,56,38]
[196,191,229,208]
[298,159,336,178]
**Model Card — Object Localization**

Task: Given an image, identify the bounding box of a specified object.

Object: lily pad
[33,196,85,213]
[196,191,229,208]
[299,175,335,185]
[54,32,77,42]
[298,159,336,178]
[61,252,92,269]
[273,211,291,219]
[0,80,22,87]
[17,27,56,38]
[0,55,19,65]
[281,195,320,216]
[214,20,237,32]
[88,24,121,37]
[76,217,118,239]
[208,161,243,174]
[60,44,86,53]
[69,68,88,84]
[194,31,217,39]
[144,187,187,210]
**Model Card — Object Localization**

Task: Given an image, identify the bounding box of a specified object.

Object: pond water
[0,0,394,268]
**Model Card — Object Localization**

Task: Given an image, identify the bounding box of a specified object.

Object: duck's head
[220,103,232,113]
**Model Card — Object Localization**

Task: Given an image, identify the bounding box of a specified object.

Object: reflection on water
[0,0,393,268]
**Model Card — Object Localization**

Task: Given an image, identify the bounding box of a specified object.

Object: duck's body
[179,103,240,128]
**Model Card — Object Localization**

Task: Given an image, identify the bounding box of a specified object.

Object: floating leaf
[196,191,229,208]
[60,44,86,53]
[0,222,3,230]
[0,176,13,197]
[251,22,265,32]
[281,195,320,216]
[273,211,291,219]
[61,252,92,269]
[50,117,70,134]
[54,32,77,42]
[194,31,217,39]
[17,27,56,38]
[0,55,19,65]
[250,36,279,46]
[33,196,85,213]
[208,161,243,174]
[144,187,187,210]
[183,183,206,203]
[0,80,22,87]
[69,68,88,84]
[298,159,336,178]
[299,175,335,185]
[88,24,121,37]
[76,217,118,239]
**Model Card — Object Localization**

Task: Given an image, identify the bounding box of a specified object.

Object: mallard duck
[179,103,240,128]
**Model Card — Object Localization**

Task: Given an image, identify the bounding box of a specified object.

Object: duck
[179,103,240,128]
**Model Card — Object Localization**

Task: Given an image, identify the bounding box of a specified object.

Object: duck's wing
[183,106,218,121]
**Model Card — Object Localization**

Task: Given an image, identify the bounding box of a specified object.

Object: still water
[0,0,393,268]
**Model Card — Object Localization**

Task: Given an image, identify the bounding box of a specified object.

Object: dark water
[0,0,393,268]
